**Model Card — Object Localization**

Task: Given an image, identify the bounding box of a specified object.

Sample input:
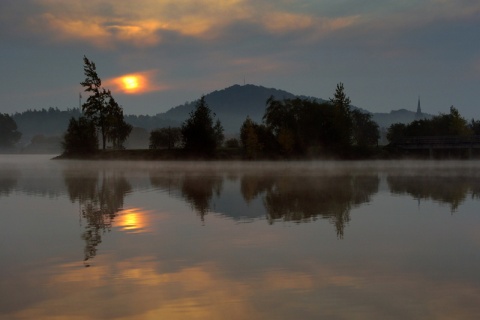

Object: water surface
[1,155,480,319]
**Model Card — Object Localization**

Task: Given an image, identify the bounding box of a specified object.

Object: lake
[1,155,480,319]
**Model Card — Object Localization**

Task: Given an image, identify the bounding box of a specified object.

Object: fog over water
[1,155,480,319]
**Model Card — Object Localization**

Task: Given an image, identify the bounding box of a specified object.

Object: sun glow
[115,74,146,94]
[107,71,168,95]
[122,76,140,90]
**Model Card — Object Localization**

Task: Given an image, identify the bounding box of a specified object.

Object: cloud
[27,0,362,49]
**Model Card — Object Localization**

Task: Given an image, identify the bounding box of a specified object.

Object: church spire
[416,96,423,119]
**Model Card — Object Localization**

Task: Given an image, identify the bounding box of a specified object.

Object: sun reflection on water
[117,207,151,233]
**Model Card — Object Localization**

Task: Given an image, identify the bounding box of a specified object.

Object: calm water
[1,155,480,319]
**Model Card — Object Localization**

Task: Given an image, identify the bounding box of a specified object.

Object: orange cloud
[32,0,362,48]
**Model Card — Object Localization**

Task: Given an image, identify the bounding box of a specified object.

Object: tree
[351,109,380,147]
[149,127,182,149]
[181,96,223,155]
[62,117,98,155]
[240,116,262,159]
[469,119,480,135]
[225,138,240,149]
[214,119,225,147]
[80,56,131,150]
[263,97,301,155]
[386,106,472,143]
[329,82,353,148]
[105,95,132,149]
[0,113,21,148]
[445,106,471,136]
[386,123,407,143]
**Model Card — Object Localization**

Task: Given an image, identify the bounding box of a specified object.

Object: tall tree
[330,82,353,148]
[80,56,130,150]
[0,113,21,148]
[181,96,224,155]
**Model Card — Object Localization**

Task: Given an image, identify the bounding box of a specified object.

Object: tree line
[0,113,22,149]
[3,56,478,157]
[149,83,379,158]
[387,106,479,142]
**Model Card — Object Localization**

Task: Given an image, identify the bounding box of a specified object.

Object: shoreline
[50,148,479,161]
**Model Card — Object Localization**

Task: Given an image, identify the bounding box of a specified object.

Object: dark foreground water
[1,155,480,319]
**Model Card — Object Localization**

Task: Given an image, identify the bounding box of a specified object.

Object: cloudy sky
[1,0,479,118]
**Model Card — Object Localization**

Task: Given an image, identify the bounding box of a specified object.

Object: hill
[162,84,310,134]
[159,84,432,133]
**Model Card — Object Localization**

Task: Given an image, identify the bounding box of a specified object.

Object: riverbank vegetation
[6,57,478,159]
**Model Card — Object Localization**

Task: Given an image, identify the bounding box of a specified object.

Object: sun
[108,71,167,95]
[122,76,139,90]
[112,74,148,94]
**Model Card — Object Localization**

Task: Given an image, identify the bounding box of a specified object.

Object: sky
[1,0,479,118]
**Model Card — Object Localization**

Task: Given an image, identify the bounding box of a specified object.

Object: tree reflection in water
[0,165,19,196]
[387,173,480,212]
[242,173,379,238]
[150,170,223,221]
[64,167,131,266]
[150,168,378,238]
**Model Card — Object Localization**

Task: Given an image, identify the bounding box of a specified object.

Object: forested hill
[161,84,431,133]
[163,84,312,132]
[11,85,430,141]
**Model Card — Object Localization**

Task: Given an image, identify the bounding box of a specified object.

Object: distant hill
[159,84,432,133]
[162,84,312,133]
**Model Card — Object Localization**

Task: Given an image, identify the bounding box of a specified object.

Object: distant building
[415,96,424,119]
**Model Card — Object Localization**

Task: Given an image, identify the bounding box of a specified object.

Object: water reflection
[63,167,131,266]
[4,159,480,319]
[387,172,480,211]
[242,173,379,237]
[150,168,379,237]
[116,207,151,233]
[0,165,19,196]
[34,160,480,267]
[150,170,223,221]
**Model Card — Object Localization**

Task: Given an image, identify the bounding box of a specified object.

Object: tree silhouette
[0,113,21,148]
[62,117,98,155]
[105,95,132,149]
[80,56,131,150]
[330,82,353,149]
[149,127,182,150]
[351,109,380,147]
[181,96,224,156]
[387,106,472,143]
[63,167,131,266]
[240,116,262,159]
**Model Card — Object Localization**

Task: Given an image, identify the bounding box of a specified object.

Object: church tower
[416,96,422,119]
